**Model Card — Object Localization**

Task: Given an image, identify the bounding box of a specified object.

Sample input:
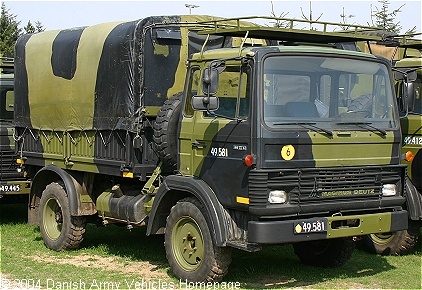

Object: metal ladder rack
[190,16,383,44]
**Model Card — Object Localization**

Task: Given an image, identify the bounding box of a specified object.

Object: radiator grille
[249,166,402,207]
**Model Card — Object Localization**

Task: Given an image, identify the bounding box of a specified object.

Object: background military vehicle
[0,56,30,201]
[362,35,422,255]
[14,16,409,282]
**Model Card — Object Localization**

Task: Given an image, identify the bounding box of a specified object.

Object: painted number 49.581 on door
[210,147,228,157]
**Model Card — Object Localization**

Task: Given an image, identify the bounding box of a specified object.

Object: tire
[164,197,232,282]
[153,93,183,171]
[362,221,420,255]
[293,238,355,268]
[39,182,86,251]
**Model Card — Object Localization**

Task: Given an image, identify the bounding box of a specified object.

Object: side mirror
[407,70,417,82]
[394,69,417,82]
[191,95,219,111]
[202,67,219,95]
[202,60,226,95]
[406,82,415,112]
[394,71,405,81]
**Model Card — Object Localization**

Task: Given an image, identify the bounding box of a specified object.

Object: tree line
[0,0,417,57]
[1,2,44,57]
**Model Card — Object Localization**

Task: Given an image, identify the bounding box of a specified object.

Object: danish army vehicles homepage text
[0,56,30,200]
[14,16,408,282]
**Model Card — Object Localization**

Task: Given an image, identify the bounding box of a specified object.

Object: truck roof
[191,42,379,62]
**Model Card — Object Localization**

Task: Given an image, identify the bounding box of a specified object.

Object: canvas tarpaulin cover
[14,15,230,133]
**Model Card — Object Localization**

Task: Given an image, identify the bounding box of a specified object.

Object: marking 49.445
[0,183,22,193]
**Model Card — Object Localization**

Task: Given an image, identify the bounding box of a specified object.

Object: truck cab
[0,56,30,200]
[150,22,408,279]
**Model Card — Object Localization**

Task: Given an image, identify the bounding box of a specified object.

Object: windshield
[263,55,396,129]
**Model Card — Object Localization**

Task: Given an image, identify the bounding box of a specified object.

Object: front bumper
[248,210,408,244]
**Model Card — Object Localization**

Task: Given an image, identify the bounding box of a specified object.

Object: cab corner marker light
[122,171,134,178]
[405,151,415,162]
[236,196,249,205]
[243,154,255,167]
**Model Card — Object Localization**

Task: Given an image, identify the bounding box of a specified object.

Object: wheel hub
[172,217,205,271]
[182,231,199,259]
[55,212,63,224]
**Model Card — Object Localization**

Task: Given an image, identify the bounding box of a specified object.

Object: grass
[1,203,421,289]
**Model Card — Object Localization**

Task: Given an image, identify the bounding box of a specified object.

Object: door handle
[192,141,207,149]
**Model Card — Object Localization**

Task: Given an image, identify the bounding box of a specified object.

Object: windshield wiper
[274,122,333,136]
[336,121,387,136]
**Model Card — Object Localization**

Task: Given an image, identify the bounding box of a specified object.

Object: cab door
[179,63,252,208]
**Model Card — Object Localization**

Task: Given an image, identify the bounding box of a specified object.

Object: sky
[4,0,422,35]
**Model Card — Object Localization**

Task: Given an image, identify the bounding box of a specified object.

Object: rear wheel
[164,197,232,282]
[39,182,86,251]
[362,221,419,255]
[293,238,355,268]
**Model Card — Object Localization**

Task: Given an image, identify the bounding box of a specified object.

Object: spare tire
[153,93,183,171]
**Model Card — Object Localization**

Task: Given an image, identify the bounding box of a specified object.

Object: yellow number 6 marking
[281,145,295,160]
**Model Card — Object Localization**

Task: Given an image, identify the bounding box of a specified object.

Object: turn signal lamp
[405,151,415,162]
[243,154,255,167]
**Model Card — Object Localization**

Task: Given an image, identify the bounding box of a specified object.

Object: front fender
[405,177,422,220]
[146,175,228,246]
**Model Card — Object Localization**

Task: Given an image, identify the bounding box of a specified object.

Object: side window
[411,77,421,114]
[1,85,14,120]
[184,66,201,117]
[6,90,14,112]
[207,65,250,119]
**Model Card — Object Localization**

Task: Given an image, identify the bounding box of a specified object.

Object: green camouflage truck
[362,36,422,255]
[0,56,30,200]
[14,16,409,282]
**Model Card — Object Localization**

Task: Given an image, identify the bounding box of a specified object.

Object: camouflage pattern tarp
[14,15,231,132]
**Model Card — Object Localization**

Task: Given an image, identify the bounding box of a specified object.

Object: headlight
[382,184,397,196]
[268,190,287,204]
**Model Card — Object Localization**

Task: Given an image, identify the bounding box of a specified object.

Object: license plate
[0,183,22,193]
[294,218,328,234]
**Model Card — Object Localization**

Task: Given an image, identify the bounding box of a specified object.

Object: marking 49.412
[404,136,422,146]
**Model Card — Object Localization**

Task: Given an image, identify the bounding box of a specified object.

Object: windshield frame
[260,52,399,132]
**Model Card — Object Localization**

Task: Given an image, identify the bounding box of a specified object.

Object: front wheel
[39,182,86,251]
[293,238,355,268]
[165,197,232,282]
[361,221,420,255]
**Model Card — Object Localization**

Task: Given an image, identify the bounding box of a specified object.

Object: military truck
[14,16,409,282]
[362,36,422,255]
[0,56,30,201]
